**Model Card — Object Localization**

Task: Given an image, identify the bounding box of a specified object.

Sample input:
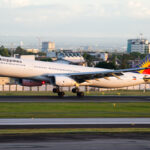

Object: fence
[0,84,150,92]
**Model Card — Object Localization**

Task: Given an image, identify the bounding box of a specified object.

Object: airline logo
[138,55,150,74]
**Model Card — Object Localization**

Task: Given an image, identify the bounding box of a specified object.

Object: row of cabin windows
[0,58,22,63]
[0,61,25,66]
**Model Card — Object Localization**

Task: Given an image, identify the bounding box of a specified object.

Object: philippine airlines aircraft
[0,55,150,97]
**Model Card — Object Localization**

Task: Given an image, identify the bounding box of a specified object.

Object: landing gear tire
[72,88,79,93]
[58,92,65,97]
[53,87,65,97]
[53,88,59,93]
[77,92,84,97]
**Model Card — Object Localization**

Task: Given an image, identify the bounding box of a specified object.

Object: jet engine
[18,79,45,87]
[53,76,76,87]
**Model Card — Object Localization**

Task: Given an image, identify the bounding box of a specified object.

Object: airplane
[0,55,150,97]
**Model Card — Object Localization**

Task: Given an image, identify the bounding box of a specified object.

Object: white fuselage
[0,56,147,88]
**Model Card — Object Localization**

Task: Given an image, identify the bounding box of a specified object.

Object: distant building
[42,42,55,53]
[99,53,108,61]
[128,58,141,68]
[127,38,150,54]
[88,52,108,62]
[80,46,92,51]
[26,49,40,54]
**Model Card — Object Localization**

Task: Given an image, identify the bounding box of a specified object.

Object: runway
[1,138,150,150]
[1,118,150,129]
[0,96,150,102]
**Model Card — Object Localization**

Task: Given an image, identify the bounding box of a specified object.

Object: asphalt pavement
[1,139,150,150]
[0,96,150,102]
[1,134,150,150]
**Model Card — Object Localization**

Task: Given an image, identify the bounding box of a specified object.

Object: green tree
[14,46,27,55]
[83,53,94,67]
[95,61,117,69]
[14,46,47,56]
[38,52,46,56]
[0,46,10,57]
[130,52,141,59]
[37,57,52,62]
[119,54,130,69]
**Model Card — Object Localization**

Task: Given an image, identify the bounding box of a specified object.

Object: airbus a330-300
[0,55,150,97]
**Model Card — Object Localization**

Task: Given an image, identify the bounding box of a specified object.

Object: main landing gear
[53,87,84,97]
[72,88,84,97]
[53,87,65,97]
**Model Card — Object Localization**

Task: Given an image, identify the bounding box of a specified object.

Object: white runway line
[0,118,150,125]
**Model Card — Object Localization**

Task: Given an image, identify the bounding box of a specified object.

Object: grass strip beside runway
[0,128,150,134]
[0,102,150,118]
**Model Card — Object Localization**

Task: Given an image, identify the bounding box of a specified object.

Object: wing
[44,67,149,83]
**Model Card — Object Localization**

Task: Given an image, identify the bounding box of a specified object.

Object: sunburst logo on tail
[138,55,150,74]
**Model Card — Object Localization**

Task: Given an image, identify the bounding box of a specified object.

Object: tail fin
[137,54,150,74]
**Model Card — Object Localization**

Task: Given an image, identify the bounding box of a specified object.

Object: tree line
[83,52,147,69]
[0,46,46,57]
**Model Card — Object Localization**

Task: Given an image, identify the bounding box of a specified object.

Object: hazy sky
[1,0,150,39]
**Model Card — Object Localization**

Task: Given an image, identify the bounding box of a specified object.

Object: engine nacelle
[18,79,45,87]
[54,76,76,87]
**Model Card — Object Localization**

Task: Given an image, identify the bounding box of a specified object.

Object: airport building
[127,38,150,54]
[55,52,86,66]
